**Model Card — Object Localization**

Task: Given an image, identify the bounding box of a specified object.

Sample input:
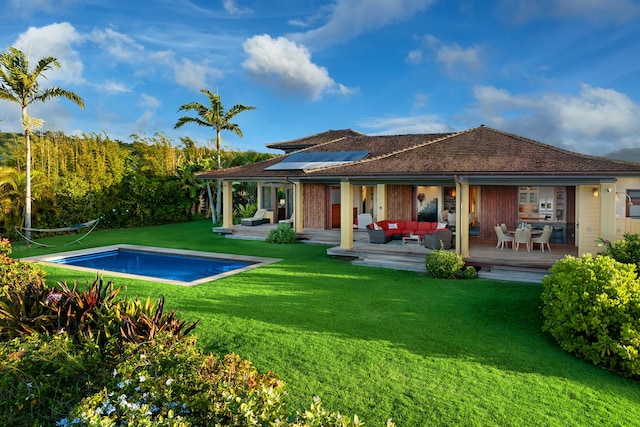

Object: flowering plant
[0,238,11,256]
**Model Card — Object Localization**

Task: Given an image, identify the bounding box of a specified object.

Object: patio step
[352,254,426,272]
[477,266,549,283]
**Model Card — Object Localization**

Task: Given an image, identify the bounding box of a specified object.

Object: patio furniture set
[366,220,453,249]
[494,224,553,252]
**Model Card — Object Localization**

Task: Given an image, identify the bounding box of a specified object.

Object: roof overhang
[215,174,620,187]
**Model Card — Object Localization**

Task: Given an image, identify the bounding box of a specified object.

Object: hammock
[14,218,100,248]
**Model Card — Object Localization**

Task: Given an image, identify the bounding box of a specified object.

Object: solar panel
[266,151,369,170]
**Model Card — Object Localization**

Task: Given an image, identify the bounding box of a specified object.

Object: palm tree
[0,166,55,233]
[0,47,84,241]
[175,89,255,222]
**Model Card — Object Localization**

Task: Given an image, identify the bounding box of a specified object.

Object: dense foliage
[266,223,298,244]
[0,237,46,294]
[541,254,640,378]
[0,131,274,237]
[598,232,640,277]
[424,249,466,279]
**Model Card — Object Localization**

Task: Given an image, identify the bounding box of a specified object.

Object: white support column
[222,181,233,228]
[340,181,354,250]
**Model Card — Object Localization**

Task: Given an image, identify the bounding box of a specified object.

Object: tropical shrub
[60,333,372,427]
[598,233,640,276]
[461,265,478,280]
[234,203,257,220]
[0,332,106,426]
[541,254,640,378]
[0,276,197,350]
[266,223,297,244]
[424,249,465,279]
[0,238,46,295]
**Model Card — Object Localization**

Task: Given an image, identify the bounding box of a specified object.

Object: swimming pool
[24,245,281,286]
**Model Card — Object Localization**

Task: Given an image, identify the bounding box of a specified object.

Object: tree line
[0,130,273,238]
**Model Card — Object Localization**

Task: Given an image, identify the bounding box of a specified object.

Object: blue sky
[2,0,640,155]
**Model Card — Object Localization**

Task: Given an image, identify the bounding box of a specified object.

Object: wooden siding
[303,184,326,229]
[386,185,413,220]
[479,186,519,240]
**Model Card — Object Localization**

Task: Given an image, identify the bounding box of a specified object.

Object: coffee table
[402,234,424,246]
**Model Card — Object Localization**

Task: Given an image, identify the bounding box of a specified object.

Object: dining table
[507,229,543,236]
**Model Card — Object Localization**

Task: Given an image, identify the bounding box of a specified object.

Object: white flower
[139,375,146,383]
[165,378,174,386]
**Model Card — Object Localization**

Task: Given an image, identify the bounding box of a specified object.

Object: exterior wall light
[592,188,599,198]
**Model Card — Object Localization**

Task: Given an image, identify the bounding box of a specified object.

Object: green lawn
[12,221,640,426]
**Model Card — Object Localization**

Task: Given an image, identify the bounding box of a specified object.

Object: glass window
[261,186,273,210]
[519,187,538,204]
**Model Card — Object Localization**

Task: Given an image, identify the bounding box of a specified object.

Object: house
[198,125,640,257]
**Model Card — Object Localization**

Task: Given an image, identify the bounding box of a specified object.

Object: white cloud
[242,34,351,100]
[13,22,85,85]
[223,0,252,15]
[413,92,428,110]
[170,58,219,91]
[90,27,222,90]
[435,43,484,76]
[89,28,146,64]
[102,80,128,94]
[139,94,162,109]
[408,35,485,78]
[7,0,76,16]
[288,18,311,28]
[497,0,640,22]
[471,84,640,154]
[359,115,455,135]
[291,0,436,47]
[405,49,423,65]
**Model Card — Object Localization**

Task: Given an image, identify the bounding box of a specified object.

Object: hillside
[604,147,640,163]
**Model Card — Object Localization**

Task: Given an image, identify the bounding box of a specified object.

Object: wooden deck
[218,224,578,281]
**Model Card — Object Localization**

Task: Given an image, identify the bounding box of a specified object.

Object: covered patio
[219,223,579,278]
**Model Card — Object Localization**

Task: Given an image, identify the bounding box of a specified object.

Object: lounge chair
[241,208,270,226]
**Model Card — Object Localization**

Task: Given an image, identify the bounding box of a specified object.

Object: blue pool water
[51,249,253,282]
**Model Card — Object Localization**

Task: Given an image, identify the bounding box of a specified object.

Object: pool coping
[22,244,282,286]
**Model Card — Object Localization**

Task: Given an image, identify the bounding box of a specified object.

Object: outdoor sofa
[366,220,453,249]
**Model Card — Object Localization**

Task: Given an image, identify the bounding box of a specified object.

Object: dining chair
[447,212,456,227]
[532,225,553,252]
[494,225,514,250]
[514,228,531,252]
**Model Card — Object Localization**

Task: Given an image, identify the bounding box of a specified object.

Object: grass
[11,220,640,426]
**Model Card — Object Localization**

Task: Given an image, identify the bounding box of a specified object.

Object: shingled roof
[198,126,640,182]
[265,129,365,153]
